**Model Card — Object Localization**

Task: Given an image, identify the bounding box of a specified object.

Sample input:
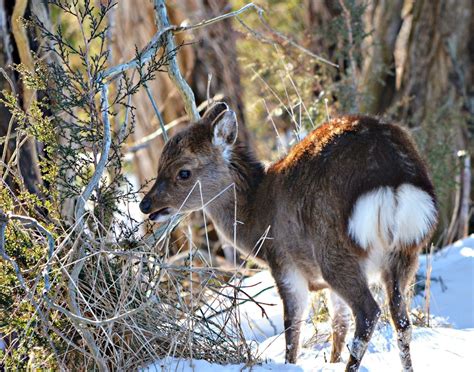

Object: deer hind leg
[328,291,351,363]
[383,252,419,372]
[274,267,309,364]
[321,256,380,372]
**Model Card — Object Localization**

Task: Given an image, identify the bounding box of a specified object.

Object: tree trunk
[0,0,45,200]
[0,0,17,191]
[359,0,473,242]
[360,0,404,114]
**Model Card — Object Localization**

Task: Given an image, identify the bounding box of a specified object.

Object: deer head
[139,102,238,222]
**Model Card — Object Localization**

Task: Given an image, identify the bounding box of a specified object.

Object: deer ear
[212,110,238,150]
[202,102,229,123]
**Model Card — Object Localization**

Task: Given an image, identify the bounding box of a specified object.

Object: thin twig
[237,11,338,68]
[144,82,168,142]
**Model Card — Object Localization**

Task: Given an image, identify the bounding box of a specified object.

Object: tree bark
[360,0,404,114]
[185,0,247,128]
[0,0,16,189]
[0,0,45,199]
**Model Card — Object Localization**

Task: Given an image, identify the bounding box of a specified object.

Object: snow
[144,326,474,371]
[143,235,474,371]
[413,235,474,329]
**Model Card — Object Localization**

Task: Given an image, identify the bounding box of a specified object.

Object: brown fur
[140,103,438,371]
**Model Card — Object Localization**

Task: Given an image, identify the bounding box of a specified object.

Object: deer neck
[204,142,268,259]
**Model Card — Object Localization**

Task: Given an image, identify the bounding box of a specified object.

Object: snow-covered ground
[144,235,474,371]
[413,235,474,328]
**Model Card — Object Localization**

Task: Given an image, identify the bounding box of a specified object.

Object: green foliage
[0,76,60,369]
[0,219,58,370]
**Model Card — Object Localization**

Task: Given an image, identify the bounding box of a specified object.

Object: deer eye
[177,169,191,180]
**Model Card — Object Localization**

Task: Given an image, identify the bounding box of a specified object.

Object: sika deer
[140,103,438,371]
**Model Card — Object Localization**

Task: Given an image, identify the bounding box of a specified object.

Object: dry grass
[39,214,265,370]
[0,213,266,370]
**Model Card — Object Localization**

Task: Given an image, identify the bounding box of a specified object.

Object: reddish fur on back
[271,116,362,172]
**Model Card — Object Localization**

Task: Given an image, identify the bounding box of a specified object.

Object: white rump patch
[348,187,396,249]
[393,184,438,246]
[348,184,437,250]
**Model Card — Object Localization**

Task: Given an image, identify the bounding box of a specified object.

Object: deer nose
[139,197,152,214]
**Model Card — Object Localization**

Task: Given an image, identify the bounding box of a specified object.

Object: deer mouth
[149,207,174,223]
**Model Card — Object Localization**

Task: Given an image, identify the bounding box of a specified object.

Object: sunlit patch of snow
[414,234,474,329]
[143,326,474,372]
[460,247,474,258]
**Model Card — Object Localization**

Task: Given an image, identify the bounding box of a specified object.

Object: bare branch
[101,3,264,82]
[74,84,112,223]
[153,0,199,121]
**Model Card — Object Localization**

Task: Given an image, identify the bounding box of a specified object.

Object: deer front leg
[275,267,310,364]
